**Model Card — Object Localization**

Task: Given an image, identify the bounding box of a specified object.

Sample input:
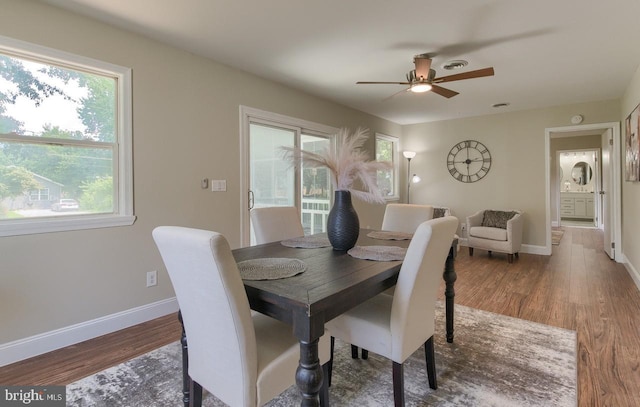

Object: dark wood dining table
[179,230,458,407]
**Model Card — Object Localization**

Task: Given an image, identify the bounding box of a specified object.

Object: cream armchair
[466,209,523,263]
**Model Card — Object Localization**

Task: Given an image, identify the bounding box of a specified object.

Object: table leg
[296,339,323,407]
[443,244,457,343]
[178,310,191,407]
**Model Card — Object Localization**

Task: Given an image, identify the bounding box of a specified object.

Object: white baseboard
[623,254,640,292]
[522,244,550,256]
[458,238,549,256]
[0,297,179,367]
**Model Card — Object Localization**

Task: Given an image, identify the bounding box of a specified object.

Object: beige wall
[402,100,619,247]
[0,0,399,344]
[621,64,640,276]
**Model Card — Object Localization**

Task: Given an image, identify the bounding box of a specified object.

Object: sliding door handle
[248,190,255,210]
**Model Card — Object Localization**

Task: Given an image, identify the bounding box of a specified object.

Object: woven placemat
[281,235,331,248]
[237,258,306,280]
[347,245,407,261]
[366,230,413,240]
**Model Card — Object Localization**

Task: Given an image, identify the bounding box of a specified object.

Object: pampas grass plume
[281,127,392,204]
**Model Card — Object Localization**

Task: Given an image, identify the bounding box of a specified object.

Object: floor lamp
[403,151,420,203]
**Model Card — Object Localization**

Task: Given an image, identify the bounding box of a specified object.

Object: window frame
[0,35,134,237]
[375,133,400,201]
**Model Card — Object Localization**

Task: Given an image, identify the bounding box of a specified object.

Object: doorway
[545,122,622,261]
[557,149,599,228]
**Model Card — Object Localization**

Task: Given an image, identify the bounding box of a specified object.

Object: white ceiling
[40,0,640,125]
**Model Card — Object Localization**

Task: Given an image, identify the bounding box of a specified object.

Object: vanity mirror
[571,161,592,185]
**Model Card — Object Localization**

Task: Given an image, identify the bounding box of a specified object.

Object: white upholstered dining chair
[153,226,331,407]
[326,216,459,406]
[381,203,435,234]
[349,203,444,360]
[251,206,305,245]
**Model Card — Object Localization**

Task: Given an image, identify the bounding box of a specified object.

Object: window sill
[0,214,137,237]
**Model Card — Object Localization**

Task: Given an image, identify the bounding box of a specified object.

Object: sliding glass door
[241,107,337,246]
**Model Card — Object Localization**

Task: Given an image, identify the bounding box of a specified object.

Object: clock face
[447,140,492,183]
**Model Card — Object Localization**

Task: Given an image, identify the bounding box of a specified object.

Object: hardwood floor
[1,227,639,406]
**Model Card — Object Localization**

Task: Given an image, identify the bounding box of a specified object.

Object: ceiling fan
[356,53,494,98]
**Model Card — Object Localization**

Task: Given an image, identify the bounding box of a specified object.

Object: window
[0,35,134,236]
[29,189,49,201]
[375,133,399,201]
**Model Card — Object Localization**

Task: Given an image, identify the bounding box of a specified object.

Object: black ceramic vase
[327,190,360,251]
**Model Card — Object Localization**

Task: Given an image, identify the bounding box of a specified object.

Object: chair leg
[350,344,368,359]
[468,247,474,256]
[319,362,330,407]
[515,252,519,258]
[425,336,437,390]
[488,250,492,257]
[189,379,203,407]
[328,337,335,387]
[392,361,405,407]
[508,253,514,263]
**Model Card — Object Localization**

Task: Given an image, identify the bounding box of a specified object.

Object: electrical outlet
[146,270,157,287]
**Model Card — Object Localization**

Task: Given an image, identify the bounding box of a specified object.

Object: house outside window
[0,35,134,236]
[375,133,399,201]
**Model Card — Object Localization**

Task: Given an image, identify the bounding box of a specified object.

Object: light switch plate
[211,180,227,192]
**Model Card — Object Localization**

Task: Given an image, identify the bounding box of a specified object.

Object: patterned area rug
[552,228,565,245]
[67,304,576,406]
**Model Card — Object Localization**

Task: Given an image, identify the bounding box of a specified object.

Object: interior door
[601,129,614,259]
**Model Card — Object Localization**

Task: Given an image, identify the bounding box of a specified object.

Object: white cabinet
[586,198,594,218]
[574,198,586,216]
[560,193,594,220]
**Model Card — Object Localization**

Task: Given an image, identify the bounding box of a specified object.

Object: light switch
[201,178,209,189]
[211,180,227,192]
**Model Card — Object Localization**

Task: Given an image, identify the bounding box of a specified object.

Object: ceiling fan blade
[414,57,432,80]
[357,81,411,85]
[431,85,459,98]
[433,67,495,83]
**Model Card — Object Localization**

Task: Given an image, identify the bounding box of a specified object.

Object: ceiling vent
[442,60,468,70]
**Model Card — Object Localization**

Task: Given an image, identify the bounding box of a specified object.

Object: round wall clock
[446,140,492,183]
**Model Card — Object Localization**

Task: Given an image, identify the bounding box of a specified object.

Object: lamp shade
[403,151,416,159]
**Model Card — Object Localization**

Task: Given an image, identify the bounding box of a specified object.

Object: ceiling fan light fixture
[410,83,432,93]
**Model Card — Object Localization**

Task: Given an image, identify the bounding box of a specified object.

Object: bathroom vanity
[560,192,595,220]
